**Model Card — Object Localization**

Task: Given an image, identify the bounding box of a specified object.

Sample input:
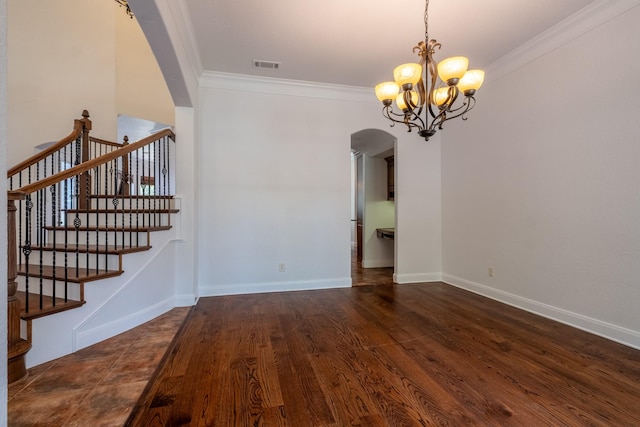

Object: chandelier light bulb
[437,56,469,84]
[393,63,422,89]
[457,70,485,95]
[375,82,400,103]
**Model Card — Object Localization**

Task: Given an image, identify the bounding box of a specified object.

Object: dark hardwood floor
[351,248,394,286]
[127,283,640,426]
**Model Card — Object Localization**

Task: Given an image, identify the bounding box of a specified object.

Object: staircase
[6,110,178,383]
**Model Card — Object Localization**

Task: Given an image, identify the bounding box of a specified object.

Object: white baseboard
[394,272,442,284]
[74,297,175,350]
[199,277,352,297]
[174,293,197,307]
[362,259,394,268]
[442,274,640,351]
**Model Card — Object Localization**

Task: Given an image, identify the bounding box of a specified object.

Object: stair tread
[17,264,123,282]
[16,291,86,320]
[27,243,152,254]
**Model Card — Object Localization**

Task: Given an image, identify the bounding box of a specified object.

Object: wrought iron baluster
[145,145,150,229]
[128,151,133,248]
[95,166,100,274]
[84,168,90,277]
[63,163,69,301]
[104,158,110,271]
[37,187,44,311]
[51,184,57,305]
[18,173,22,268]
[135,148,140,246]
[23,195,33,314]
[74,136,81,278]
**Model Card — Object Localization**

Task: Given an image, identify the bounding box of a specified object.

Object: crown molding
[195,1,640,101]
[486,0,640,83]
[200,71,375,103]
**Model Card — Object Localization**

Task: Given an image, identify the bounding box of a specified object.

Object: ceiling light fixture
[114,0,134,18]
[374,0,484,140]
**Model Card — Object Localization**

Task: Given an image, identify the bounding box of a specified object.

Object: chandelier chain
[424,0,429,43]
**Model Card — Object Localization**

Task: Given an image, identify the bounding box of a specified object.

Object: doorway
[350,129,396,286]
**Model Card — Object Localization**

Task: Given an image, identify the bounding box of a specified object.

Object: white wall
[7,0,174,166]
[173,106,199,305]
[1,0,8,418]
[196,73,442,295]
[7,0,118,165]
[116,6,174,127]
[395,132,442,283]
[362,155,394,268]
[442,4,640,348]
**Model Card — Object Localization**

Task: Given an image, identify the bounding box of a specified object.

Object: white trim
[74,297,175,350]
[394,272,442,284]
[175,294,197,307]
[486,0,640,83]
[172,195,183,240]
[362,259,394,268]
[200,71,375,103]
[199,278,352,297]
[442,274,640,351]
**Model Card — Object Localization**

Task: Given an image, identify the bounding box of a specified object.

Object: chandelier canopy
[375,0,484,140]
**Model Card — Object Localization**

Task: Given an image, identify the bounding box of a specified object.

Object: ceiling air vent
[253,60,281,70]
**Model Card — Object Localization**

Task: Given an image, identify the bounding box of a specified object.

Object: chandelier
[374,0,484,140]
[114,0,134,18]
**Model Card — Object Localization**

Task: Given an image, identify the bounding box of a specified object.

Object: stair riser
[23,252,121,271]
[16,277,82,301]
[46,230,150,247]
[62,213,172,228]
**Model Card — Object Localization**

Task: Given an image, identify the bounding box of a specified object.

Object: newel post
[7,191,31,383]
[78,110,92,210]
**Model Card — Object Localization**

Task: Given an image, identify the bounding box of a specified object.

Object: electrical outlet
[488,267,494,277]
[279,263,286,272]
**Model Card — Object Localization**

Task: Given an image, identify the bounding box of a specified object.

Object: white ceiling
[183,0,599,88]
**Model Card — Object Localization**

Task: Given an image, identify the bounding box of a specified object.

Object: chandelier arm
[443,86,461,112]
[383,105,409,120]
[416,78,427,110]
[382,106,425,133]
[406,108,426,131]
[424,39,440,122]
[430,96,477,130]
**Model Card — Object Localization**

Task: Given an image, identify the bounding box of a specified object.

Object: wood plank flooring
[126,283,640,426]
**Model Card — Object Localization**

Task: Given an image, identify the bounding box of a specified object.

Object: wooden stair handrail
[89,135,122,148]
[14,128,176,195]
[6,110,91,178]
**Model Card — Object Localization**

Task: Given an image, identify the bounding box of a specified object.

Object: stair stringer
[24,228,188,368]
